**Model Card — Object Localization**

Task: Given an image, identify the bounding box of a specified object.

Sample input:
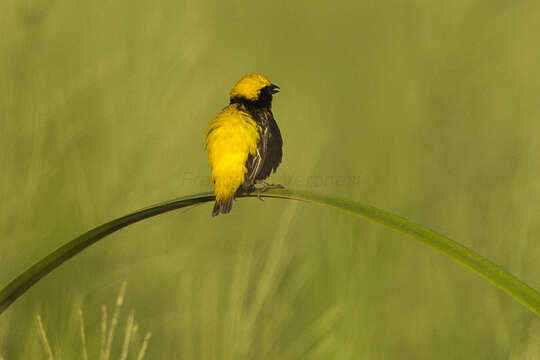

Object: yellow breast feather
[205,103,260,203]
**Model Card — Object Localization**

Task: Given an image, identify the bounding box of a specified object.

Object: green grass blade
[263,189,540,317]
[1,188,539,318]
[0,192,215,315]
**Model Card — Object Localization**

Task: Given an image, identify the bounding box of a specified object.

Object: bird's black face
[257,84,279,106]
[269,84,280,94]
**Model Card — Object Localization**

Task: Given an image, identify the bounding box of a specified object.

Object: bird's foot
[254,181,284,200]
[256,180,284,189]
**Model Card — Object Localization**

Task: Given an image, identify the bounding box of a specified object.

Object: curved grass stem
[1,189,539,317]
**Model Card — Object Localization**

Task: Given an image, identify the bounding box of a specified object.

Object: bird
[205,73,283,216]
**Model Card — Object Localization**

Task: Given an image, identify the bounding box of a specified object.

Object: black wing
[243,109,283,188]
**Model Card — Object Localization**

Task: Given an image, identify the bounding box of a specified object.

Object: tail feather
[212,198,233,217]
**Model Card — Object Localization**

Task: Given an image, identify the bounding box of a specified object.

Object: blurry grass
[175,203,342,358]
[3,0,540,358]
[509,319,540,359]
[35,281,150,360]
[78,310,88,360]
[36,314,54,359]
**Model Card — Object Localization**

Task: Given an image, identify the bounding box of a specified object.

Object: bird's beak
[270,84,280,94]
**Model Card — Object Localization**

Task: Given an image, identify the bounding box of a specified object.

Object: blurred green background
[2,0,540,358]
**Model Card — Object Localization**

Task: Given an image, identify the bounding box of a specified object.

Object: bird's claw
[253,181,284,200]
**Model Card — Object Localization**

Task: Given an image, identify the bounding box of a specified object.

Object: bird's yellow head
[229,73,280,102]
